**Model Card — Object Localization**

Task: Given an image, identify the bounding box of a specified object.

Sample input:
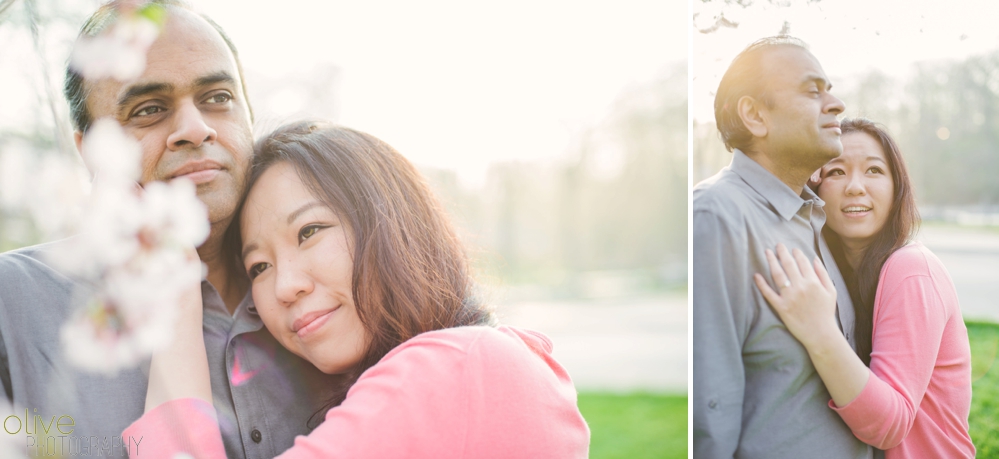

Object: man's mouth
[170,160,223,184]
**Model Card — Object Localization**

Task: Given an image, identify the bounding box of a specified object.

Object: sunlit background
[694,1,999,451]
[1,0,687,456]
[694,0,999,324]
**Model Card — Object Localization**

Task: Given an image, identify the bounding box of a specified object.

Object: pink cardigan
[830,243,975,458]
[124,325,590,458]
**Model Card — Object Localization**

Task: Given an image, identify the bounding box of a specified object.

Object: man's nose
[167,101,217,150]
[274,263,314,305]
[824,93,846,115]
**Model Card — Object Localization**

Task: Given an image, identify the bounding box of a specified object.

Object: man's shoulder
[693,168,762,223]
[0,239,78,293]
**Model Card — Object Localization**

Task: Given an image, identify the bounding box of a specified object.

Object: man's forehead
[762,46,827,82]
[86,9,240,111]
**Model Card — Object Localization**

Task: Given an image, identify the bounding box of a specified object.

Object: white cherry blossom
[69,14,159,82]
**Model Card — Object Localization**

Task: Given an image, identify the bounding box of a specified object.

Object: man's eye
[206,93,232,104]
[298,224,327,244]
[248,262,269,279]
[133,105,164,117]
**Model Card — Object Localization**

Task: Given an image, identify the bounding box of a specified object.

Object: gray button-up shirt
[693,150,872,459]
[0,240,338,458]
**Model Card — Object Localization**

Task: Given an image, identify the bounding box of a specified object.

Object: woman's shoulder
[881,241,947,279]
[877,242,959,308]
[389,325,555,363]
[356,325,571,408]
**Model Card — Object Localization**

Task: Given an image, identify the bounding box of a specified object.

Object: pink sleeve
[830,270,948,449]
[273,334,473,459]
[122,398,227,459]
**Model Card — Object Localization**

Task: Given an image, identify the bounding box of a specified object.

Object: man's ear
[737,95,768,139]
[74,130,96,178]
[74,130,84,155]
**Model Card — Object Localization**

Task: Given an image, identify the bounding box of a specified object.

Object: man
[0,2,335,457]
[693,37,874,458]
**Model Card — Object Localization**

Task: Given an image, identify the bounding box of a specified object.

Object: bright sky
[191,0,686,186]
[0,0,684,187]
[693,0,999,122]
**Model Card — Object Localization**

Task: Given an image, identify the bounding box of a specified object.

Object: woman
[754,118,974,458]
[124,121,591,457]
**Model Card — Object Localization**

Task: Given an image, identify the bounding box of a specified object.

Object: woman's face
[241,162,368,374]
[817,131,895,249]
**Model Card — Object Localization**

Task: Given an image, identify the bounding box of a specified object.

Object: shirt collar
[730,149,823,221]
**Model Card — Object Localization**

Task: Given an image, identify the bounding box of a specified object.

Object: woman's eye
[298,224,327,244]
[826,169,845,177]
[248,262,269,279]
[868,166,884,174]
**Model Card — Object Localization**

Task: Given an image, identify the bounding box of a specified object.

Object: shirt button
[708,400,718,409]
[251,429,262,443]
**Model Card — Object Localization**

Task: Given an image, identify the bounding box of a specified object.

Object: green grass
[578,392,687,459]
[577,321,998,458]
[969,320,999,456]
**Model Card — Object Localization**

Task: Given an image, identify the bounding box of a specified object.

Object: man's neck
[743,148,815,196]
[198,224,246,316]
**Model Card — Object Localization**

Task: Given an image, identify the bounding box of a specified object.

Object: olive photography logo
[3,408,143,456]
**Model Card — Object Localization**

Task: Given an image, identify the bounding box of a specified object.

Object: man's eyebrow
[117,82,173,108]
[801,74,831,90]
[195,72,236,88]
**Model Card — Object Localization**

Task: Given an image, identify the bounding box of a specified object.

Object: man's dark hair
[64,0,254,132]
[713,35,809,152]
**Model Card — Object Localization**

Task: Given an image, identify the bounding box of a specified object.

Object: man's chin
[819,144,844,162]
[197,190,239,227]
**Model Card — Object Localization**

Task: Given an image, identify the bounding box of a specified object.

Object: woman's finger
[813,257,837,296]
[765,249,791,291]
[754,273,782,309]
[776,244,804,284]
[792,248,816,281]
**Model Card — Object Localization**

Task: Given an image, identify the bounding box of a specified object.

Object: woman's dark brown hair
[223,120,494,421]
[821,118,920,366]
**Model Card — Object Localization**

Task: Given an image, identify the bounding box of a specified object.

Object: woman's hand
[753,243,871,408]
[144,249,212,412]
[753,243,840,350]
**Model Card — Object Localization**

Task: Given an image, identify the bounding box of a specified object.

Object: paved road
[490,225,999,394]
[495,292,687,393]
[918,225,999,322]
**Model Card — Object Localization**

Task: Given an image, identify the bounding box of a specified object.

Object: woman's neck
[840,238,870,270]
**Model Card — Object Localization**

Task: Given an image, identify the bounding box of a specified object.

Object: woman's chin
[833,226,879,247]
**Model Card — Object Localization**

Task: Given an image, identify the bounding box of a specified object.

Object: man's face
[756,46,845,169]
[82,8,253,226]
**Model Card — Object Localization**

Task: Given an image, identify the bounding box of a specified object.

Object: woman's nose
[274,264,314,304]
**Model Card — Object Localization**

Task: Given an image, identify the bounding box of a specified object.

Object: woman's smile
[241,162,369,374]
[293,306,340,339]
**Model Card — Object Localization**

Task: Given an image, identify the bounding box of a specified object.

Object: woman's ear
[737,95,768,139]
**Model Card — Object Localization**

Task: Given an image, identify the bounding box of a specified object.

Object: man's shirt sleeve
[693,208,751,458]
